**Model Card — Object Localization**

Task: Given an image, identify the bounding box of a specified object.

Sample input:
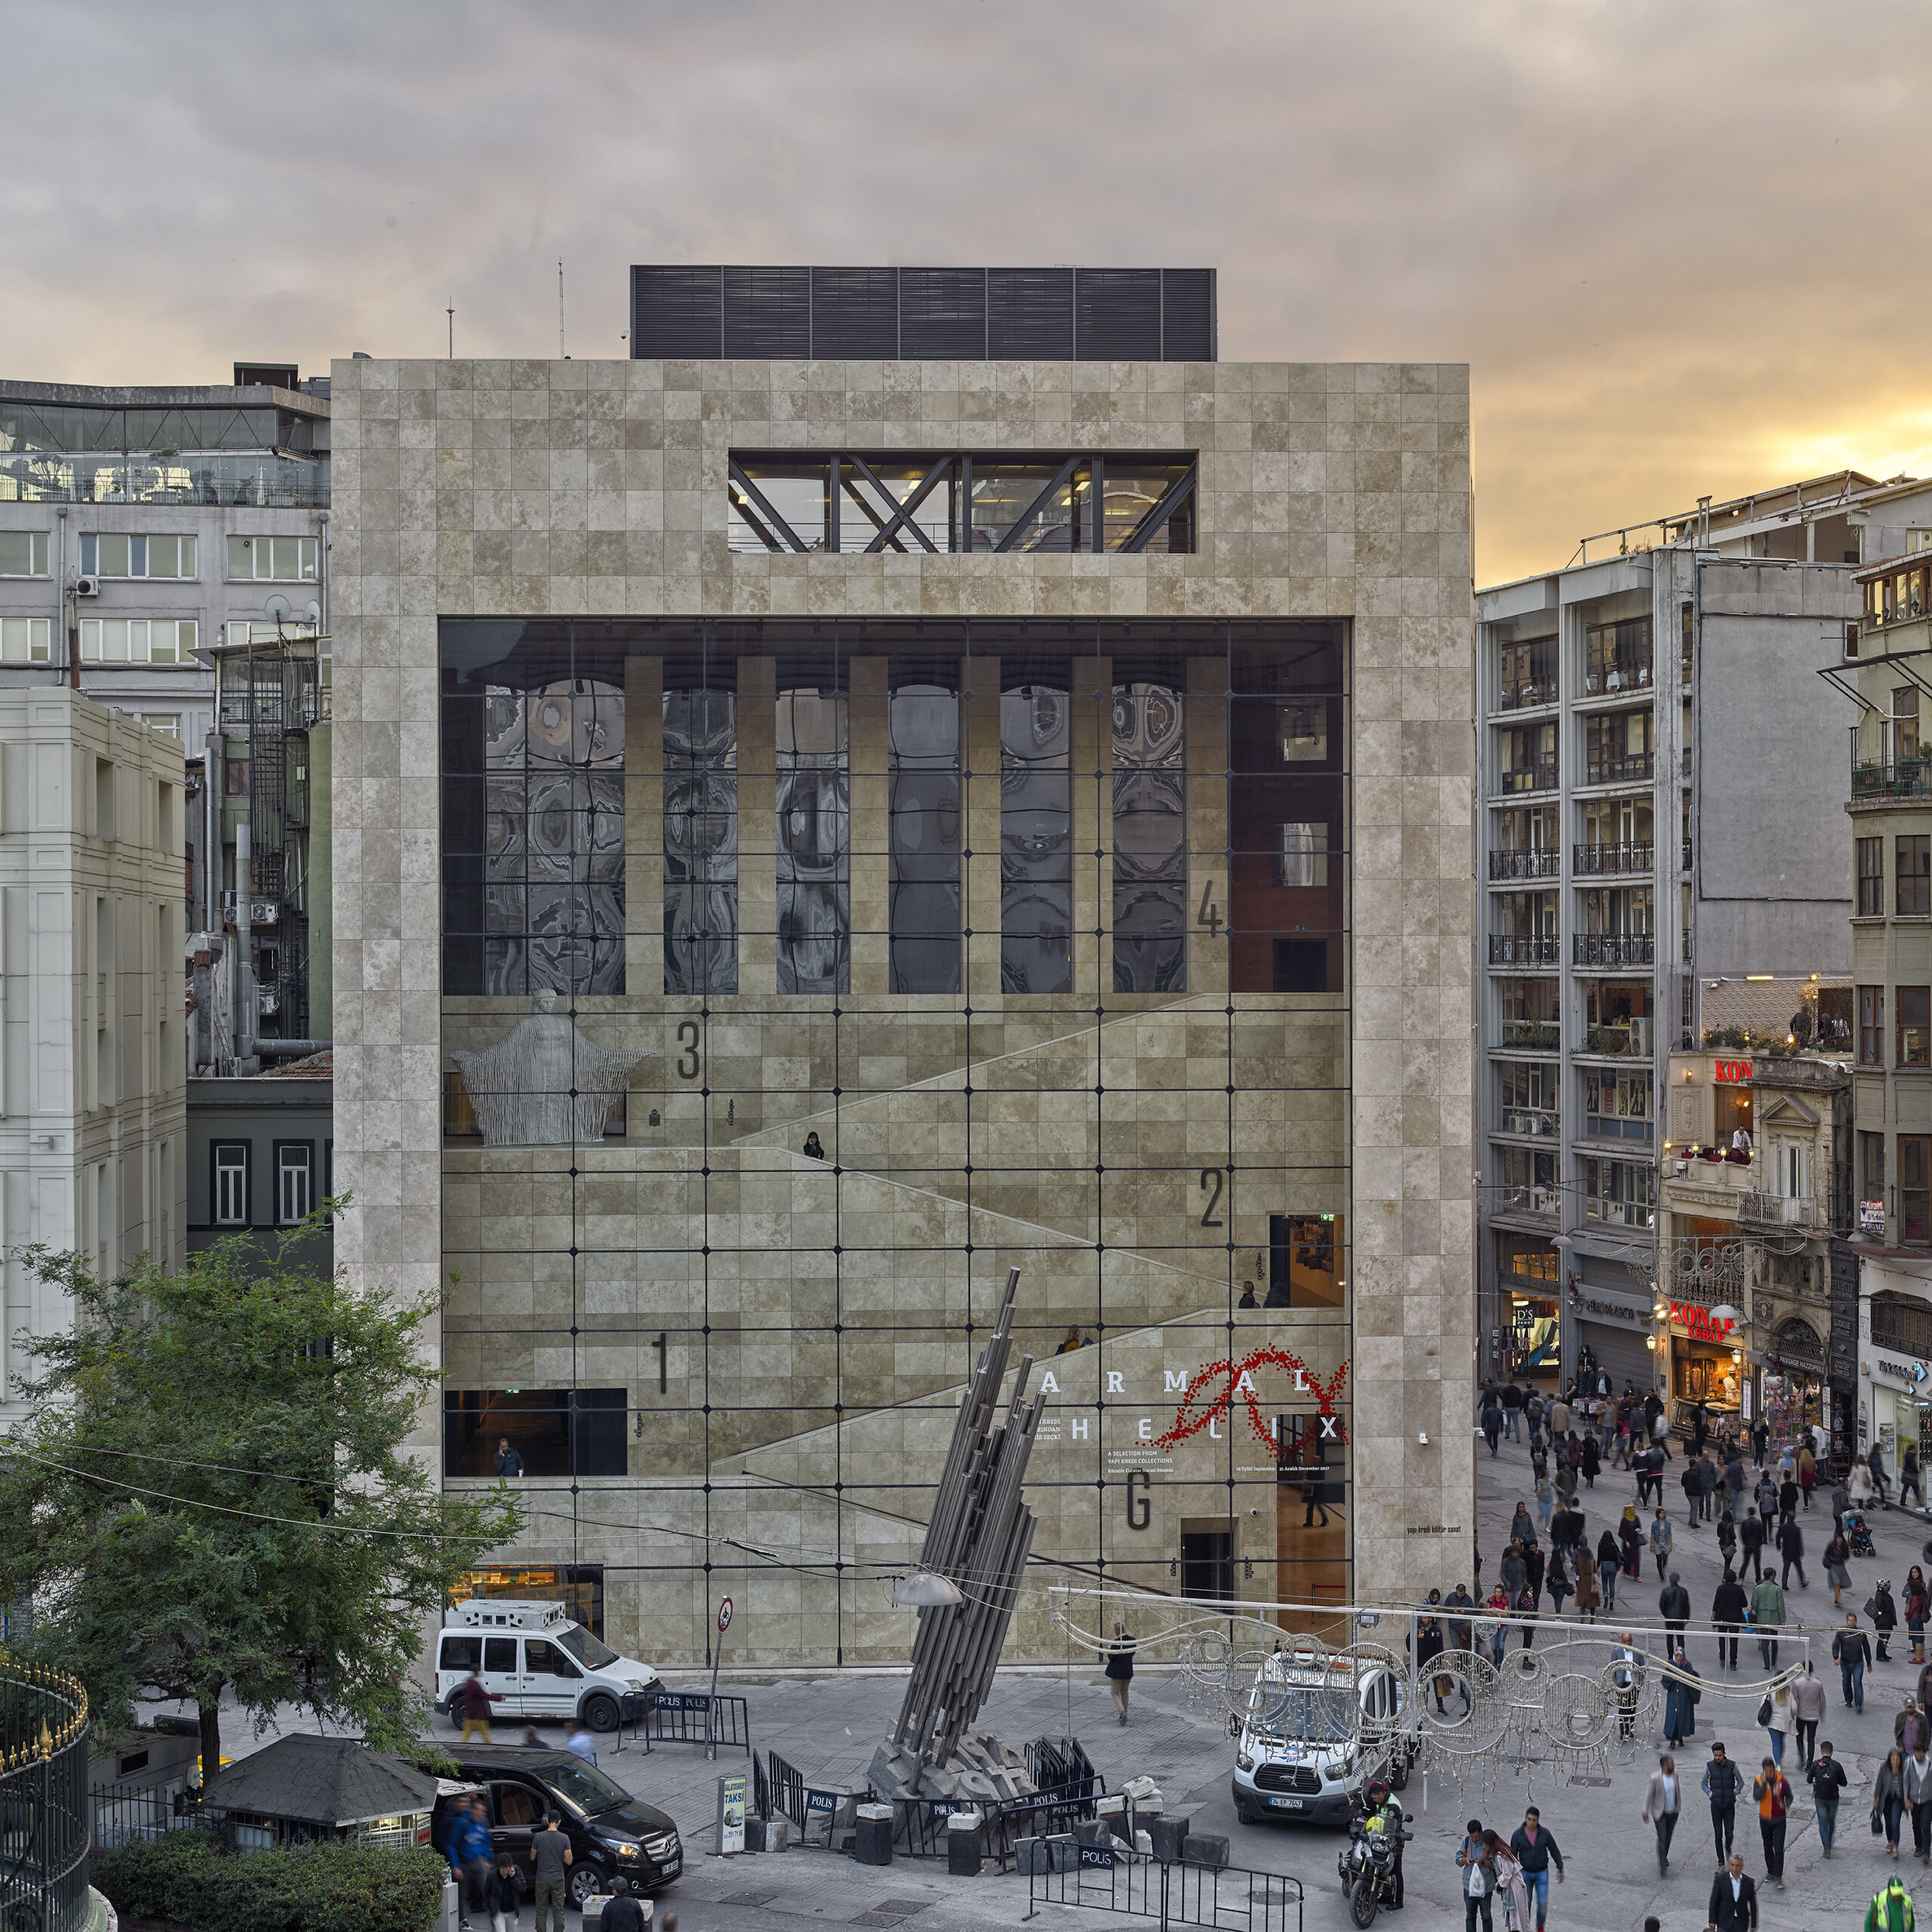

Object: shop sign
[1714,1059,1752,1084]
[1863,1200,1887,1239]
[1875,1356,1930,1387]
[1669,1300,1736,1342]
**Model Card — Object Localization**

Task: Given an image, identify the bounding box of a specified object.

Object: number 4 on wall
[1196,881,1223,937]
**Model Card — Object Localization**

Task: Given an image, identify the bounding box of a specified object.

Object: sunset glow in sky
[8,0,1927,583]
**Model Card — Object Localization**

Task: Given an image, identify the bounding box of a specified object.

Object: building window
[1497,635,1555,711]
[141,713,182,740]
[1859,837,1884,917]
[1861,986,1886,1066]
[1584,709,1654,786]
[275,1142,313,1225]
[1894,687,1921,764]
[1498,721,1557,792]
[888,663,961,995]
[663,685,736,996]
[0,531,49,577]
[1583,1068,1652,1141]
[1900,836,1931,915]
[226,534,318,581]
[79,533,196,579]
[79,618,198,665]
[442,1389,628,1478]
[1873,1294,1932,1355]
[776,672,850,995]
[212,1142,249,1226]
[1903,1135,1932,1245]
[1001,668,1072,993]
[0,618,51,663]
[1113,671,1186,992]
[1861,1131,1887,1211]
[1581,1155,1656,1229]
[1585,616,1653,694]
[726,450,1197,555]
[1902,986,1931,1068]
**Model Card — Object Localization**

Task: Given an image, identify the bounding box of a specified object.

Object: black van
[449,1747,681,1907]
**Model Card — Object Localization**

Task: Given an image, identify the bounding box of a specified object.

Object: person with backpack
[1807,1742,1847,1857]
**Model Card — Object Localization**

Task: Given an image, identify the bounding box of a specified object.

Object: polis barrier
[614,1687,752,1757]
[1026,1852,1305,1931]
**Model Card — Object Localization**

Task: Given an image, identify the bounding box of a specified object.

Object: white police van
[435,1599,660,1733]
[1230,1646,1410,1827]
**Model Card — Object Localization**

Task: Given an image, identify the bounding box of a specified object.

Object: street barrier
[1026,1852,1304,1930]
[614,1687,752,1756]
[764,1749,868,1849]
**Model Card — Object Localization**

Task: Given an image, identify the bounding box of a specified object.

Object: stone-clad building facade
[328,338,1474,1667]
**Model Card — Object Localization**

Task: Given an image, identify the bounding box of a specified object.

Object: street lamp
[892,1569,964,1607]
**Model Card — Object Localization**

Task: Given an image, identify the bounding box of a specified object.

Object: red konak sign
[1669,1300,1734,1341]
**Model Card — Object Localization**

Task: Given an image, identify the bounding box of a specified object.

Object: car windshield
[556,1625,620,1671]
[540,1758,633,1817]
[1247,1680,1356,1740]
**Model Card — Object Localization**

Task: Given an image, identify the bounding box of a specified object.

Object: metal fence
[764,1749,866,1848]
[90,1780,198,1850]
[1026,1852,1304,1929]
[614,1688,752,1756]
[0,1657,92,1932]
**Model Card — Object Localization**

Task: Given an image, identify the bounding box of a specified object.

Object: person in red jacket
[454,1671,501,1745]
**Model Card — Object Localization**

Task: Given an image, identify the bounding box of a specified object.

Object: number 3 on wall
[1199,1168,1225,1228]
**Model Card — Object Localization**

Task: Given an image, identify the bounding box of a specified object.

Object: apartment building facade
[0,371,333,1052]
[1475,477,1890,1402]
[0,691,187,1426]
[328,265,1476,1667]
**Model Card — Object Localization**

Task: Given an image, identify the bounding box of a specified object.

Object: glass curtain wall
[438,617,1352,1667]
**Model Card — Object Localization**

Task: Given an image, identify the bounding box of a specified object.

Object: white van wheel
[583,1692,621,1733]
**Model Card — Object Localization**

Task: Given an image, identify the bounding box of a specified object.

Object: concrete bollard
[1149,1814,1190,1863]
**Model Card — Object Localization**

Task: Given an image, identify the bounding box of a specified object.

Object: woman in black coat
[1580,1434,1601,1487]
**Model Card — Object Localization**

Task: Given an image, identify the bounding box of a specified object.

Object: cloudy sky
[9,1,1927,581]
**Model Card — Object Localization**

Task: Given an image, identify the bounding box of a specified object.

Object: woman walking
[1764,1681,1791,1767]
[1572,1547,1601,1624]
[1908,1567,1929,1666]
[1876,1746,1909,1859]
[1824,1529,1853,1609]
[1481,1830,1531,1932]
[1546,1547,1571,1619]
[1535,1471,1555,1534]
[1104,1621,1135,1725]
[1619,1506,1644,1581]
[1597,1529,1620,1612]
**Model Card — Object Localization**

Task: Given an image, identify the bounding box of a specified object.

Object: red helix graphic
[1153,1346,1352,1454]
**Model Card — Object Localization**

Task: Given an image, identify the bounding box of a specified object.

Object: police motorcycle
[1337,1777,1409,1927]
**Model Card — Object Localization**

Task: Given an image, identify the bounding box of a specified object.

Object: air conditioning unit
[75,576,100,598]
[249,900,280,927]
[1629,1017,1651,1053]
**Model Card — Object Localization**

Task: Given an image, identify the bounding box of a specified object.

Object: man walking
[530,1813,572,1932]
[1660,1570,1693,1653]
[1509,1807,1563,1931]
[1457,1819,1495,1932]
[1706,1853,1758,1932]
[1651,1506,1675,1581]
[1865,1875,1916,1932]
[1503,1381,1523,1442]
[1907,1738,1932,1863]
[1752,1758,1791,1890]
[1642,1753,1682,1874]
[1750,1571,1786,1669]
[453,1670,500,1746]
[1836,1615,1873,1713]
[1791,1662,1826,1772]
[448,1794,495,1932]
[1808,1741,1847,1858]
[1702,1741,1740,1864]
[1712,1572,1747,1671]
[1780,1513,1808,1592]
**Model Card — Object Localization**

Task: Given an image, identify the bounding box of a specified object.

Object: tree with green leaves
[0,1220,521,1777]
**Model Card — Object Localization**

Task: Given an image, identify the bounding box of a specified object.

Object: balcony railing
[1852,758,1932,800]
[1583,1112,1653,1144]
[1491,935,1560,966]
[1574,841,1654,876]
[1498,761,1561,795]
[1499,1019,1561,1051]
[1489,849,1560,881]
[1584,752,1656,786]
[1498,1106,1559,1138]
[1498,1184,1561,1217]
[1584,1195,1657,1230]
[1574,933,1654,967]
[1740,1189,1826,1230]
[1583,1020,1651,1057]
[1497,681,1558,713]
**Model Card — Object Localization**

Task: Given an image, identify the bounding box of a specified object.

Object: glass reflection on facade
[663,688,739,995]
[1112,675,1186,992]
[999,670,1072,993]
[776,678,851,995]
[888,663,962,995]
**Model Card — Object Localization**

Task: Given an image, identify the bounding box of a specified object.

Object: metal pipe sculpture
[871,1267,1045,1804]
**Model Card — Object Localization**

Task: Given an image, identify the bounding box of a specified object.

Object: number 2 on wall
[1199,1168,1226,1228]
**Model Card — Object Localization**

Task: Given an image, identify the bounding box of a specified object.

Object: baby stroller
[1844,1507,1876,1559]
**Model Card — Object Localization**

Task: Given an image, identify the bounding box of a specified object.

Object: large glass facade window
[776,672,850,995]
[435,617,1355,1666]
[888,663,962,994]
[1000,667,1072,993]
[1112,672,1186,992]
[664,685,739,995]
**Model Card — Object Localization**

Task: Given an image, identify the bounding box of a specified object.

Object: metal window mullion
[728,460,809,554]
[992,457,1081,554]
[1119,465,1197,555]
[1090,455,1105,553]
[828,456,840,554]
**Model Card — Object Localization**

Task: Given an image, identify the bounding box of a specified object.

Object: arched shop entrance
[1764,1317,1828,1445]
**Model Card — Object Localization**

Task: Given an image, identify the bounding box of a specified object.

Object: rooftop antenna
[558,260,566,358]
[447,303,454,358]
